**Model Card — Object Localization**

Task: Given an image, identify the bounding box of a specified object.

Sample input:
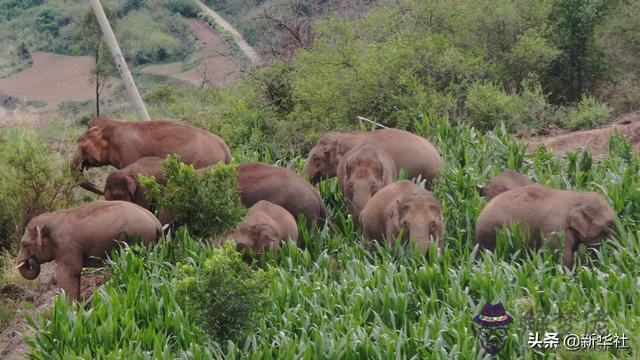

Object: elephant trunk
[409,224,431,256]
[351,186,372,216]
[17,257,41,280]
[71,147,84,171]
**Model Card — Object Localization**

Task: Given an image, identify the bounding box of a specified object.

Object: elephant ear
[568,205,592,240]
[36,225,51,248]
[126,175,138,200]
[384,200,401,244]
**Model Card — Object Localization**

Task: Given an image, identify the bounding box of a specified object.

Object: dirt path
[195,0,261,66]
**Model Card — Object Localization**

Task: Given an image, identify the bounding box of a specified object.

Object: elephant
[235,163,328,229]
[360,180,445,256]
[81,161,327,229]
[224,201,298,257]
[71,117,231,171]
[303,128,443,187]
[478,170,532,199]
[15,201,162,301]
[102,157,165,207]
[475,184,617,268]
[337,141,396,223]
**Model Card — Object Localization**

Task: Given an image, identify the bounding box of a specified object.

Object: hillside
[0,0,252,126]
[1,0,640,358]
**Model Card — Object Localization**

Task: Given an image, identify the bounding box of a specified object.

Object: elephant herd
[14,118,618,301]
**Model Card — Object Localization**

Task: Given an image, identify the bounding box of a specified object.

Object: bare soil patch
[141,19,240,87]
[0,52,119,116]
[525,111,640,157]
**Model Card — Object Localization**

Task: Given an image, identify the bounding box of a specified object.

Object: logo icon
[474,303,513,355]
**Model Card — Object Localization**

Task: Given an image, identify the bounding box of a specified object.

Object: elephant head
[304,137,340,184]
[225,223,280,257]
[16,224,56,280]
[71,126,109,171]
[386,195,445,256]
[567,193,617,247]
[343,156,386,219]
[104,172,138,203]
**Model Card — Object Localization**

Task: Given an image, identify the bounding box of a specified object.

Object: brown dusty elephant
[360,180,445,256]
[15,201,162,301]
[224,201,298,257]
[478,170,532,199]
[82,161,327,228]
[71,117,231,171]
[303,128,443,186]
[235,163,327,229]
[475,184,617,268]
[337,141,396,223]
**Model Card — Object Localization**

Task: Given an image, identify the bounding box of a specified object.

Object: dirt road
[195,0,261,66]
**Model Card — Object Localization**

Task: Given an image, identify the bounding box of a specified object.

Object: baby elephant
[360,180,445,256]
[15,201,162,301]
[224,201,298,257]
[475,184,617,268]
[337,141,397,223]
[478,170,532,199]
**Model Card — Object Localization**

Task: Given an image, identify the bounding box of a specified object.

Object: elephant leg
[56,262,82,301]
[563,229,578,270]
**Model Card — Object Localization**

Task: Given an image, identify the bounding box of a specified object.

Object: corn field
[25,117,640,359]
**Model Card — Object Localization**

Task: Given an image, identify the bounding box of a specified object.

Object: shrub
[556,95,610,130]
[0,128,79,250]
[140,155,246,238]
[465,83,520,132]
[174,243,275,342]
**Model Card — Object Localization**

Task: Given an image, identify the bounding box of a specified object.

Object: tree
[546,0,610,103]
[74,8,117,117]
[16,43,31,61]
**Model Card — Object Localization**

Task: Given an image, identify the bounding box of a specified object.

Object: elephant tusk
[15,261,26,269]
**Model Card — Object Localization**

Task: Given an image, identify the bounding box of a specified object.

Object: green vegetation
[140,155,246,238]
[1,0,639,358]
[0,0,197,74]
[144,0,639,159]
[0,128,79,250]
[175,243,275,342]
[23,117,640,358]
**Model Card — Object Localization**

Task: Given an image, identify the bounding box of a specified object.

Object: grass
[21,117,640,358]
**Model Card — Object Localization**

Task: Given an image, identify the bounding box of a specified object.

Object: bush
[556,95,610,130]
[140,155,246,238]
[0,128,79,250]
[174,243,275,342]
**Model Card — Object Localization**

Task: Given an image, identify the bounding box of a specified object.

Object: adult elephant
[475,184,617,268]
[15,201,162,301]
[303,128,443,186]
[71,117,231,171]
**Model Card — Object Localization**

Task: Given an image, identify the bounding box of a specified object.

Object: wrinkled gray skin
[475,184,617,268]
[15,201,162,301]
[83,161,327,229]
[303,129,443,187]
[337,141,396,224]
[224,201,298,258]
[478,170,532,199]
[360,180,445,257]
[71,117,231,171]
